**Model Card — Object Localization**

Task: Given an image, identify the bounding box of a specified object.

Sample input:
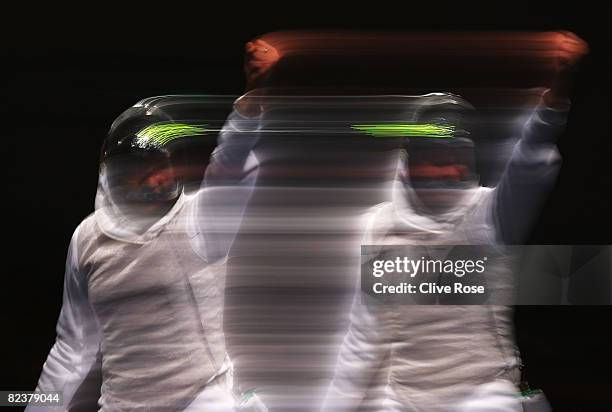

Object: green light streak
[135,123,207,148]
[351,123,455,138]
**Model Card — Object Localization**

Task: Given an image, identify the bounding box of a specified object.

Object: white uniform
[28,107,261,411]
[323,100,567,412]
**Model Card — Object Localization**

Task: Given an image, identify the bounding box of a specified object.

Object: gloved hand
[236,38,281,118]
[543,31,589,109]
[244,39,281,92]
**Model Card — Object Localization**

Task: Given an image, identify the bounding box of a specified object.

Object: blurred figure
[27,38,281,412]
[322,32,588,412]
[29,117,239,412]
[28,117,235,411]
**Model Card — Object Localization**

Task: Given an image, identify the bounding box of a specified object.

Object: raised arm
[494,32,588,244]
[189,39,281,263]
[187,98,263,264]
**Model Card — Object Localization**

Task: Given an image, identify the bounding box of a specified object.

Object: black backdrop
[3,4,610,411]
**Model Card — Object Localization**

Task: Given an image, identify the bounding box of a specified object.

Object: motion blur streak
[30,29,590,411]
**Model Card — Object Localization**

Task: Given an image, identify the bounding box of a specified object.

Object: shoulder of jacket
[70,213,102,268]
[362,202,393,243]
[74,213,98,243]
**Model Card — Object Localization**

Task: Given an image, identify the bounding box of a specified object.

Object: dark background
[3,4,610,411]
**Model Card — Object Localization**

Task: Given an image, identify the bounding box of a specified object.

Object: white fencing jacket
[323,99,568,411]
[29,107,260,411]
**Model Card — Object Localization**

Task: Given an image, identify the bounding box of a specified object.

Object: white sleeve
[493,99,568,244]
[321,292,392,412]
[321,209,392,412]
[189,106,261,263]
[27,225,102,411]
